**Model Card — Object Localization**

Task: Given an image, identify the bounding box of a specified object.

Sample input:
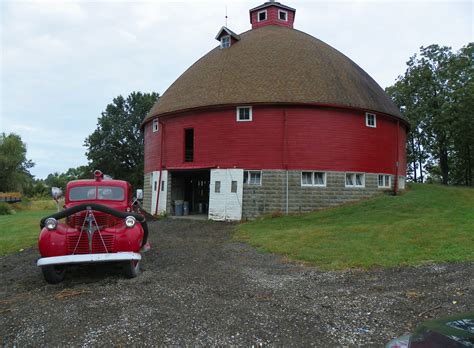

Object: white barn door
[209,169,243,221]
[151,170,168,215]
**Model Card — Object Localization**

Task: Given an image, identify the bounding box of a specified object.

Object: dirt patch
[1,219,473,346]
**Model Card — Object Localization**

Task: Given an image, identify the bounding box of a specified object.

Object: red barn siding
[144,122,161,173]
[251,6,295,29]
[144,106,407,176]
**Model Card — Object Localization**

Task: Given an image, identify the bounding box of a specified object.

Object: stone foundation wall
[242,170,394,219]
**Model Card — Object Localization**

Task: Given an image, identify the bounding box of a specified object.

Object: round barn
[141,1,408,221]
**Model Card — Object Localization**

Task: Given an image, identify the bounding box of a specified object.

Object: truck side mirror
[136,189,143,200]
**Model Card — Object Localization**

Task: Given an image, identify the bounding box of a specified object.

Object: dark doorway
[184,128,194,162]
[170,170,210,215]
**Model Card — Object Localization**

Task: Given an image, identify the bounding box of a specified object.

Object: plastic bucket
[183,201,189,215]
[175,200,184,216]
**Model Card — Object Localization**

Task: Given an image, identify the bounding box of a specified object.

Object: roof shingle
[144,25,404,123]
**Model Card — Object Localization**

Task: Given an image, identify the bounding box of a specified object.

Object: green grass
[0,209,55,256]
[235,184,474,270]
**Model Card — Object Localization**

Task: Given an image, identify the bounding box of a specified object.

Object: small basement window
[345,173,365,188]
[378,174,391,188]
[258,10,267,22]
[152,119,159,132]
[231,181,238,193]
[244,170,262,185]
[366,113,376,128]
[278,10,288,21]
[236,106,252,122]
[301,172,326,187]
[221,35,230,49]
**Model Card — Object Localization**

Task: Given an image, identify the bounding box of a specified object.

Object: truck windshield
[69,186,125,201]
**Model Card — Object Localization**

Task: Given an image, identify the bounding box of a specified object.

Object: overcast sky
[1,0,472,179]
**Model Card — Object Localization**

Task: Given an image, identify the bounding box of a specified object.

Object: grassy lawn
[235,184,474,270]
[0,201,56,256]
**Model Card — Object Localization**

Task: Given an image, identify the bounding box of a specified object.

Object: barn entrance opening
[169,170,210,216]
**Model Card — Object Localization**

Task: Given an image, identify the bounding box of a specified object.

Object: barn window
[366,113,376,128]
[301,172,326,187]
[244,170,262,185]
[152,119,159,132]
[237,106,252,122]
[215,181,221,193]
[231,181,238,193]
[221,35,230,49]
[345,173,365,188]
[378,175,391,188]
[278,10,288,21]
[258,10,267,21]
[161,180,165,191]
[184,128,194,162]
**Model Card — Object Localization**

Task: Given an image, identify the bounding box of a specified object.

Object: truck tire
[123,260,140,278]
[42,265,66,284]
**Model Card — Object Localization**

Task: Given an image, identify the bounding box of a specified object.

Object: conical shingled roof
[144,25,404,123]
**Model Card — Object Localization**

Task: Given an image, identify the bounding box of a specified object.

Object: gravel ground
[1,219,473,346]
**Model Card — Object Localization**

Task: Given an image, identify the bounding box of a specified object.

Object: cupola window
[278,10,288,21]
[152,119,159,132]
[258,10,267,21]
[221,35,230,49]
[236,106,252,122]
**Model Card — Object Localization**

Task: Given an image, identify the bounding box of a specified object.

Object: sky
[1,0,472,179]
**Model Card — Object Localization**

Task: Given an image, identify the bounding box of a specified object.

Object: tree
[386,43,473,186]
[0,133,34,192]
[43,165,92,192]
[84,92,159,188]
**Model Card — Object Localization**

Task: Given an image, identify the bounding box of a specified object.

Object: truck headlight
[45,218,57,231]
[125,216,136,228]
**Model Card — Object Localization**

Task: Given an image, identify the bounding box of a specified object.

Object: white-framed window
[231,181,238,193]
[345,173,365,188]
[152,119,159,132]
[215,181,221,193]
[366,113,376,128]
[301,172,326,187]
[220,35,230,49]
[258,10,267,21]
[244,170,262,185]
[398,176,406,190]
[236,106,252,122]
[278,10,288,21]
[378,174,391,188]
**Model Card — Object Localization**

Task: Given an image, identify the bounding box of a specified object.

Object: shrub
[0,202,12,215]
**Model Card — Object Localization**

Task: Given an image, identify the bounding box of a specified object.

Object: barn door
[208,169,243,221]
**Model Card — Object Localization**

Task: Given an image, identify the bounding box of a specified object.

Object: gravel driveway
[1,219,473,346]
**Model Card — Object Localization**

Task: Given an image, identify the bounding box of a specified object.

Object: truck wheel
[42,265,66,284]
[123,260,140,278]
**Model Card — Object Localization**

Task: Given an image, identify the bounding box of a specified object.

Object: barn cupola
[215,27,241,49]
[249,0,296,29]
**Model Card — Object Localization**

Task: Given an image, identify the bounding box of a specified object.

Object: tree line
[2,43,472,196]
[386,43,473,186]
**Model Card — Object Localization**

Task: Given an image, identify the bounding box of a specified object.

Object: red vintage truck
[37,170,148,284]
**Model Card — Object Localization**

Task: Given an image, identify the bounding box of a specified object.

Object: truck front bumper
[37,252,141,267]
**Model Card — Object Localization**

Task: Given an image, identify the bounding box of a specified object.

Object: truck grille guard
[72,207,109,255]
[40,203,149,247]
